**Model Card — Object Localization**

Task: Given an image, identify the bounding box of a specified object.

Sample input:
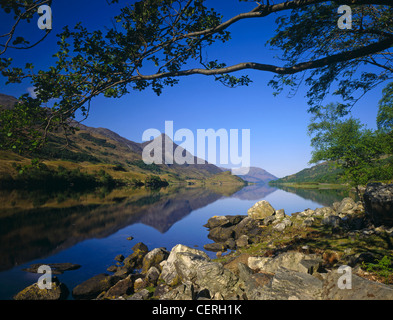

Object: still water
[0,183,352,299]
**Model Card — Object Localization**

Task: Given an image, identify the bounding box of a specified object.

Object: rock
[141,247,169,274]
[114,254,124,262]
[134,277,147,291]
[203,242,227,252]
[248,251,323,275]
[247,200,275,220]
[102,275,133,299]
[322,215,341,228]
[363,183,393,227]
[237,263,273,299]
[225,238,237,250]
[159,244,209,286]
[204,216,230,229]
[123,242,149,270]
[263,215,276,226]
[252,267,323,300]
[275,209,286,219]
[302,217,315,227]
[232,216,261,240]
[322,268,393,299]
[72,273,119,300]
[236,235,249,248]
[273,222,286,232]
[127,288,151,300]
[173,251,240,298]
[22,263,81,275]
[14,277,69,300]
[159,283,196,300]
[126,236,134,241]
[336,197,356,215]
[107,265,118,273]
[208,225,235,242]
[145,266,161,285]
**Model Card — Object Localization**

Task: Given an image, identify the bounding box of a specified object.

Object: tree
[308,103,392,197]
[1,0,393,152]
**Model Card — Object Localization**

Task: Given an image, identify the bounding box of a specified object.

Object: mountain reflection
[0,184,243,272]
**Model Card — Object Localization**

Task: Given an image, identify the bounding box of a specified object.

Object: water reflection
[0,184,243,272]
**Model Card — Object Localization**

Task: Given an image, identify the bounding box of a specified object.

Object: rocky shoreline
[14,184,393,300]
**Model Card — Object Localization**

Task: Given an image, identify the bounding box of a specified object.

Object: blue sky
[0,0,389,177]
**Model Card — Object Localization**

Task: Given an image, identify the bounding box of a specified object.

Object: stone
[322,268,393,299]
[251,267,323,300]
[336,197,356,215]
[302,217,315,227]
[204,216,230,229]
[263,215,276,226]
[236,235,249,248]
[14,277,69,300]
[208,225,235,242]
[363,183,393,227]
[273,222,286,232]
[248,251,323,275]
[114,254,124,262]
[72,273,119,300]
[275,209,286,219]
[159,283,196,300]
[247,200,275,220]
[146,266,161,285]
[127,288,151,300]
[102,275,133,299]
[123,242,149,270]
[203,242,227,252]
[322,215,341,228]
[141,247,169,274]
[159,244,209,286]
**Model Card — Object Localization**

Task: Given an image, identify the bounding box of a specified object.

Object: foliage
[131,159,162,174]
[308,103,393,193]
[144,175,169,189]
[1,1,392,152]
[79,132,116,149]
[377,82,393,133]
[362,255,393,284]
[0,159,117,190]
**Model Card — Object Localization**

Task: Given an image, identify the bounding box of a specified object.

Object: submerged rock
[14,277,69,300]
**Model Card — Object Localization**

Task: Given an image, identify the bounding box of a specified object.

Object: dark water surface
[0,184,353,299]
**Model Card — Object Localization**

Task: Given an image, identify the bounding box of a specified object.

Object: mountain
[0,93,243,185]
[220,166,277,183]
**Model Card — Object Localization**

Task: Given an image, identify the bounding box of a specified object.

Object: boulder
[236,235,249,248]
[14,277,69,300]
[204,216,230,229]
[203,242,227,252]
[275,209,286,219]
[363,183,393,227]
[141,247,169,274]
[251,267,323,300]
[247,200,275,220]
[322,268,393,299]
[337,197,357,215]
[208,225,235,242]
[172,251,240,298]
[123,242,149,270]
[159,244,209,286]
[322,215,341,228]
[248,251,323,275]
[72,273,119,300]
[102,275,133,299]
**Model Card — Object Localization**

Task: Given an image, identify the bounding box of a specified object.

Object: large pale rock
[322,268,393,300]
[247,200,275,220]
[251,267,323,300]
[248,251,322,275]
[337,197,357,215]
[141,247,169,274]
[159,244,209,286]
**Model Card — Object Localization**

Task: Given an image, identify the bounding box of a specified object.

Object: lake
[0,183,353,300]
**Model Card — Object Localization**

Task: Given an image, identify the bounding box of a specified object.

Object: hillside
[0,94,245,188]
[269,161,343,185]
